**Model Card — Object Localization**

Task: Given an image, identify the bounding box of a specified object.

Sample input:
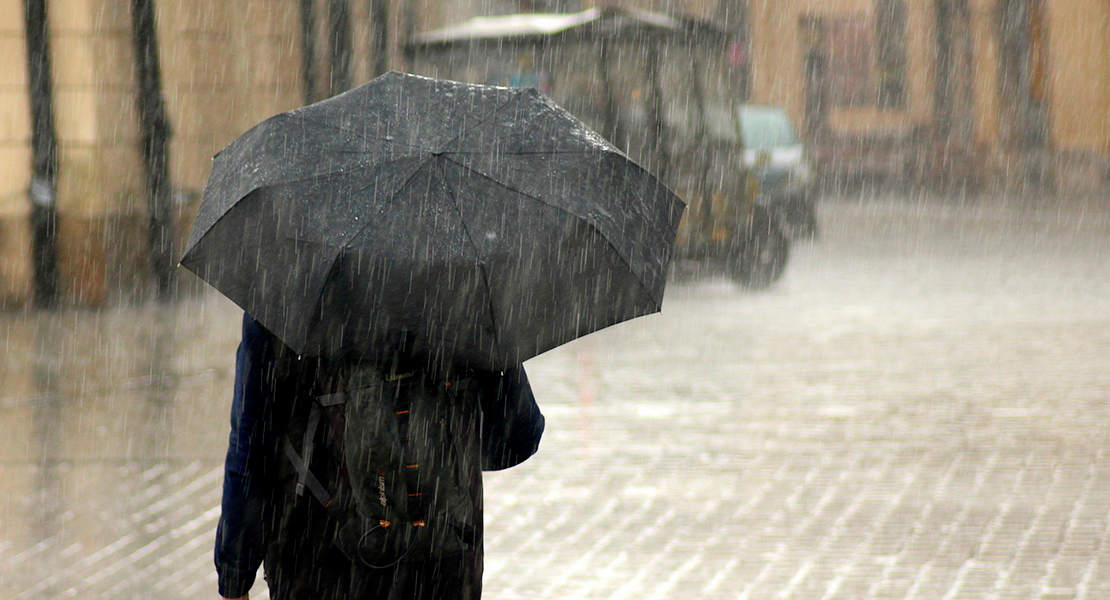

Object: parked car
[739,105,818,238]
[703,104,817,239]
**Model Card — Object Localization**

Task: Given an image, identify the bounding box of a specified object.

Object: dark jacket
[215,314,544,598]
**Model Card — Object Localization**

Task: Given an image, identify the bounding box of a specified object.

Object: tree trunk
[22,0,59,307]
[596,40,618,143]
[300,0,320,104]
[370,0,390,78]
[328,0,353,95]
[130,0,175,300]
[645,42,669,183]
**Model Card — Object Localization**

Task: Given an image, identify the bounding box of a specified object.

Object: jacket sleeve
[214,314,276,598]
[479,365,545,471]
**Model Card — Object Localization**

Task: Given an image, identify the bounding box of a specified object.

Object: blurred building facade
[2,0,1109,306]
[2,0,304,306]
[623,0,1110,192]
[0,0,471,306]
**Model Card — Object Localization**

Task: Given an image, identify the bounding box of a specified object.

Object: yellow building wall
[46,0,140,303]
[748,0,936,137]
[157,0,303,191]
[0,0,33,305]
[903,0,935,127]
[0,0,307,306]
[654,0,1110,161]
[969,0,1000,148]
[1044,0,1110,153]
[2,0,489,308]
[156,0,305,302]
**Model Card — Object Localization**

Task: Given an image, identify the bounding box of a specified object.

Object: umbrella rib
[441,153,662,306]
[291,112,427,153]
[295,157,435,353]
[437,91,525,151]
[236,155,420,195]
[300,244,347,355]
[578,216,662,308]
[445,149,603,155]
[189,155,426,251]
[329,142,424,153]
[434,160,505,360]
[439,154,580,215]
[340,157,434,252]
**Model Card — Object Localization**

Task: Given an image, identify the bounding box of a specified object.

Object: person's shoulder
[240,313,273,352]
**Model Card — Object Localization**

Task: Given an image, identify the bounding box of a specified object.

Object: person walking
[215,314,545,600]
[185,73,680,599]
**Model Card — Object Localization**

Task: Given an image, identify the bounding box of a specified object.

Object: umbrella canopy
[182,72,684,369]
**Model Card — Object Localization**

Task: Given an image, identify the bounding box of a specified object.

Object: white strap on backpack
[282,389,346,507]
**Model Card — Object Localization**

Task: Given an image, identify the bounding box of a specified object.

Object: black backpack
[281,359,482,569]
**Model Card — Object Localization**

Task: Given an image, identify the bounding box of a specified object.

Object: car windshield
[738,107,798,150]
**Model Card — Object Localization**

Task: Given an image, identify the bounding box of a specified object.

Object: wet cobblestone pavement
[2,194,1110,599]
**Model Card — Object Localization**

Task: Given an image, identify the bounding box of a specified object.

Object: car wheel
[733,205,790,290]
[798,200,819,240]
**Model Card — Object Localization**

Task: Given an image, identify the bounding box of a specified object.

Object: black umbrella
[181,72,684,369]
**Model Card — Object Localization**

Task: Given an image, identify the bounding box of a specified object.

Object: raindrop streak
[3,1,1110,599]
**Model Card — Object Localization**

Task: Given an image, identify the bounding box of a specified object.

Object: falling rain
[3,1,1110,599]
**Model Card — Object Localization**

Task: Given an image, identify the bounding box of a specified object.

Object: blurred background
[2,1,1110,598]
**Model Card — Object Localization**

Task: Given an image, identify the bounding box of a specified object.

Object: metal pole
[130,0,175,300]
[22,0,59,308]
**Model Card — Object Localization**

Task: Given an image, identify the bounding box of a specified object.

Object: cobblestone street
[2,193,1109,599]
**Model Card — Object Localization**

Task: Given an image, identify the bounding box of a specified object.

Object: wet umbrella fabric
[182,72,685,369]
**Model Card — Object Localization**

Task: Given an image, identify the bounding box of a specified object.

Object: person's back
[267,356,485,599]
[216,315,544,600]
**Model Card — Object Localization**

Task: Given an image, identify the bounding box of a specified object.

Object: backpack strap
[317,390,347,407]
[283,391,346,507]
[287,370,466,509]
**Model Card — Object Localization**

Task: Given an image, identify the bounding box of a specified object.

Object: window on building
[825,17,876,108]
[811,2,907,111]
